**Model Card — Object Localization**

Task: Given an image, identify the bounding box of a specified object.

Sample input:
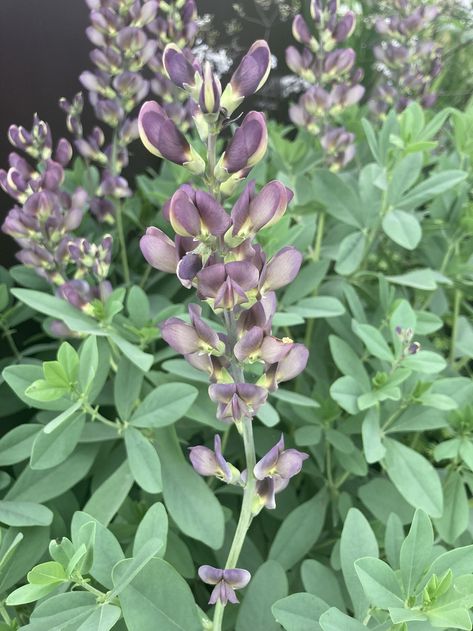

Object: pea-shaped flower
[197,261,260,311]
[254,434,308,482]
[139,226,178,273]
[198,565,251,605]
[209,382,268,425]
[189,434,240,484]
[162,43,199,91]
[138,101,205,174]
[221,40,271,115]
[160,304,225,356]
[168,187,230,239]
[259,246,303,294]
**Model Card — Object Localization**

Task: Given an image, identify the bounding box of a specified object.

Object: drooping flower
[198,566,251,605]
[209,383,268,425]
[189,434,240,483]
[254,435,308,481]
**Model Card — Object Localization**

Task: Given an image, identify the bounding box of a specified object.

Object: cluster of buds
[147,0,199,132]
[59,0,160,223]
[0,115,113,316]
[395,325,421,358]
[370,1,442,116]
[286,0,364,170]
[138,39,309,612]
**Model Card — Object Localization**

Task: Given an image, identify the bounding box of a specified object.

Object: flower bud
[260,246,303,293]
[221,40,271,115]
[168,188,230,239]
[292,15,317,51]
[162,43,198,90]
[215,111,268,196]
[199,62,221,115]
[197,261,259,311]
[140,226,178,273]
[138,101,205,174]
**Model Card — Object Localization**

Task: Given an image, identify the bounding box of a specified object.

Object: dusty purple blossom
[189,434,240,483]
[198,566,251,605]
[209,383,268,425]
[254,435,308,481]
[138,100,205,174]
[286,1,364,169]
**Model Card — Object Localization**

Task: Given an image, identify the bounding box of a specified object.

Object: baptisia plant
[286,0,365,170]
[138,40,309,629]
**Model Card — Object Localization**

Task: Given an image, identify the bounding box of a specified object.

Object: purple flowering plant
[1,1,473,629]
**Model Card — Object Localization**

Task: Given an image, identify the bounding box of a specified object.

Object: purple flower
[254,476,290,511]
[198,566,251,605]
[160,304,225,356]
[260,246,303,293]
[162,44,198,89]
[168,188,230,239]
[292,15,314,48]
[215,111,268,195]
[197,262,260,311]
[209,383,268,424]
[140,226,178,273]
[221,40,271,115]
[254,434,308,481]
[189,434,240,483]
[138,101,205,174]
[260,343,309,391]
[230,180,293,240]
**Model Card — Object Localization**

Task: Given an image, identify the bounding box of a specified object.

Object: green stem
[449,289,462,365]
[82,402,118,430]
[212,419,256,631]
[0,319,21,359]
[115,200,130,285]
[304,211,325,349]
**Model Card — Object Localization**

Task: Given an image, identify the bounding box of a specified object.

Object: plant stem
[0,319,21,359]
[449,289,462,365]
[304,211,325,349]
[212,418,256,631]
[115,200,130,285]
[82,402,118,430]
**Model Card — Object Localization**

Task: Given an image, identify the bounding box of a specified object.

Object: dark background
[0,0,298,267]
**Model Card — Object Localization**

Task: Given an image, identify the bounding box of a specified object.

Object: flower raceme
[139,40,308,623]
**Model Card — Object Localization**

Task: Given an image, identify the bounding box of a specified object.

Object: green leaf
[388,153,423,205]
[382,210,422,250]
[352,321,394,362]
[329,335,370,388]
[288,296,345,319]
[43,361,69,387]
[155,427,224,549]
[402,350,446,374]
[383,438,443,518]
[429,546,473,580]
[255,401,280,427]
[319,608,368,631]
[18,592,96,629]
[3,364,70,411]
[0,425,40,466]
[10,289,104,334]
[124,427,162,494]
[385,513,404,570]
[361,118,382,164]
[400,509,433,595]
[76,604,121,631]
[71,512,124,589]
[109,333,154,371]
[355,557,403,608]
[130,383,198,428]
[27,561,67,585]
[31,412,85,470]
[270,389,319,408]
[57,342,79,383]
[127,285,150,328]
[119,558,201,631]
[301,560,346,611]
[359,478,414,525]
[362,409,386,463]
[25,380,68,402]
[272,593,329,631]
[114,357,144,421]
[269,490,327,570]
[83,460,134,525]
[161,359,210,383]
[6,444,98,503]
[133,502,168,558]
[79,336,99,392]
[386,268,445,290]
[340,508,379,619]
[335,231,366,275]
[397,170,467,209]
[0,500,53,527]
[110,537,163,598]
[236,561,288,631]
[434,471,469,544]
[6,582,58,605]
[43,401,82,434]
[330,376,364,414]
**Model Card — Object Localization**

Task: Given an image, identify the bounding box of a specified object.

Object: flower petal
[198,565,223,585]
